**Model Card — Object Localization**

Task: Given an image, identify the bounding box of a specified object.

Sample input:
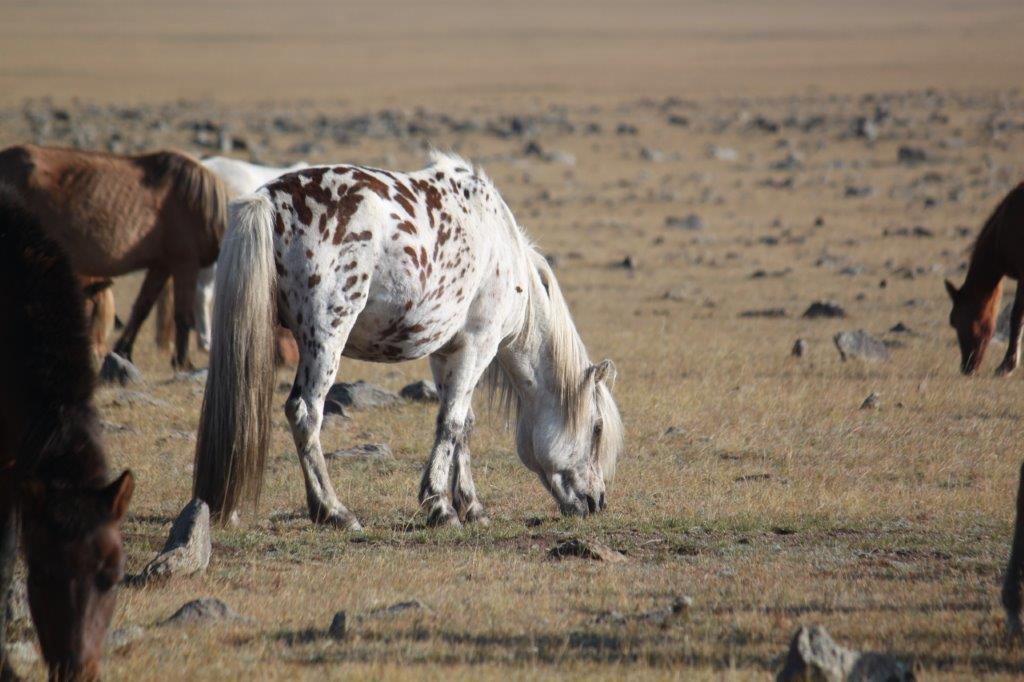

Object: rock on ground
[129,498,211,587]
[803,301,847,319]
[549,538,627,563]
[860,392,881,410]
[107,625,146,650]
[325,443,394,462]
[792,339,808,357]
[365,600,426,619]
[326,381,401,410]
[161,597,248,626]
[99,352,142,385]
[400,380,439,402]
[834,330,890,362]
[328,611,347,639]
[776,625,915,682]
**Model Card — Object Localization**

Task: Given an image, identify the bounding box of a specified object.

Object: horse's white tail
[192,193,277,520]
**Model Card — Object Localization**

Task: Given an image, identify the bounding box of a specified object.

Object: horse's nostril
[585,495,597,514]
[598,492,606,510]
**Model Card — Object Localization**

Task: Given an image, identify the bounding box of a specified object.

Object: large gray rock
[128,499,211,587]
[400,380,439,402]
[777,625,915,681]
[99,352,143,386]
[834,330,890,362]
[160,597,248,626]
[326,381,401,410]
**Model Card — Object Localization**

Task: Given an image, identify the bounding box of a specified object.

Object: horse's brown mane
[139,150,229,244]
[0,184,107,490]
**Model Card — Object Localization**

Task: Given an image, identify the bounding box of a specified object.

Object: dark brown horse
[0,144,228,370]
[0,187,134,681]
[945,182,1024,375]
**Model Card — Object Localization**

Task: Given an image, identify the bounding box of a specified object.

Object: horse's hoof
[311,509,362,531]
[997,363,1017,377]
[426,504,461,528]
[462,502,490,526]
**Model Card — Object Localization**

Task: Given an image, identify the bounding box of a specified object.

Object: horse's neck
[29,408,107,488]
[964,237,1005,303]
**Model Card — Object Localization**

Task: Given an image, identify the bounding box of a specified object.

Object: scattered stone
[640,147,666,162]
[328,611,347,639]
[852,116,878,141]
[860,392,881,410]
[844,185,874,198]
[549,538,627,563]
[616,255,637,271]
[803,301,847,319]
[128,498,211,587]
[792,339,808,357]
[771,152,803,171]
[99,352,142,385]
[615,123,638,135]
[326,381,401,410]
[665,214,705,230]
[897,145,928,165]
[834,330,891,362]
[596,596,692,627]
[889,322,915,335]
[107,625,146,651]
[160,597,248,626]
[776,625,915,682]
[323,399,350,417]
[325,443,394,462]
[707,145,738,162]
[365,600,426,618]
[400,380,439,402]
[739,308,788,318]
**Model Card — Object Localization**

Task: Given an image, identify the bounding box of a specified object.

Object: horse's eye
[593,420,603,436]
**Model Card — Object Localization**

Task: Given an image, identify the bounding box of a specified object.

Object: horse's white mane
[459,153,622,482]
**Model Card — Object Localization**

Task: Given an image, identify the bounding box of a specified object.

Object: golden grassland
[3,0,1024,678]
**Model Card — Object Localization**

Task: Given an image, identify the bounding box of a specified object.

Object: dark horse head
[20,468,133,681]
[945,278,1001,375]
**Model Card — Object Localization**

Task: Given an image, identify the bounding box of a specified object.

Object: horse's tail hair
[193,192,277,521]
[154,283,174,351]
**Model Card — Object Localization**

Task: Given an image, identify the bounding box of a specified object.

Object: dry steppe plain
[3,1,1024,679]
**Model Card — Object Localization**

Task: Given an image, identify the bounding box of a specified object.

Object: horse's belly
[342,279,469,363]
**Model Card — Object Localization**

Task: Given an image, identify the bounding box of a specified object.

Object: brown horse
[0,187,134,681]
[0,144,228,370]
[945,182,1024,375]
[78,276,115,359]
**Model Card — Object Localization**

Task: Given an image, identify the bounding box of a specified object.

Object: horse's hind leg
[113,266,170,362]
[170,266,198,370]
[194,264,216,352]
[420,339,498,527]
[285,327,362,531]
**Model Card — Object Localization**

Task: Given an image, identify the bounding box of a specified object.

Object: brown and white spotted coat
[240,153,621,528]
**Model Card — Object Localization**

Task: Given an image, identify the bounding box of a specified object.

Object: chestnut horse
[945,182,1024,375]
[0,144,228,370]
[0,187,134,681]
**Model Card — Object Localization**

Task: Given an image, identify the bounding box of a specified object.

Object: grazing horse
[945,182,1024,375]
[193,153,623,529]
[0,188,134,681]
[155,157,305,355]
[0,144,228,370]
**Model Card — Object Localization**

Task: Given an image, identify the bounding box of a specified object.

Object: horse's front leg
[451,407,488,525]
[112,266,170,362]
[998,285,1024,376]
[420,341,496,527]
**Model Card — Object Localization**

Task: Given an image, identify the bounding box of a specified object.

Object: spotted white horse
[193,153,623,529]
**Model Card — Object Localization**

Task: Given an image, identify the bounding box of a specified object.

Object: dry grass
[4,1,1024,679]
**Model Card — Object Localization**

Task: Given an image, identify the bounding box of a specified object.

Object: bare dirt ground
[3,0,1024,679]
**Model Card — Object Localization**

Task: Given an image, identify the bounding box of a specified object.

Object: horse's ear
[945,279,960,301]
[590,359,616,386]
[102,470,134,522]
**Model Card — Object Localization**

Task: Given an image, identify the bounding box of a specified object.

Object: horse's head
[20,470,133,681]
[946,278,999,375]
[519,359,623,516]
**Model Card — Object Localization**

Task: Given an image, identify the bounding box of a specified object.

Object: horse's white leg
[285,324,362,531]
[451,406,488,525]
[194,264,216,352]
[420,338,498,527]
